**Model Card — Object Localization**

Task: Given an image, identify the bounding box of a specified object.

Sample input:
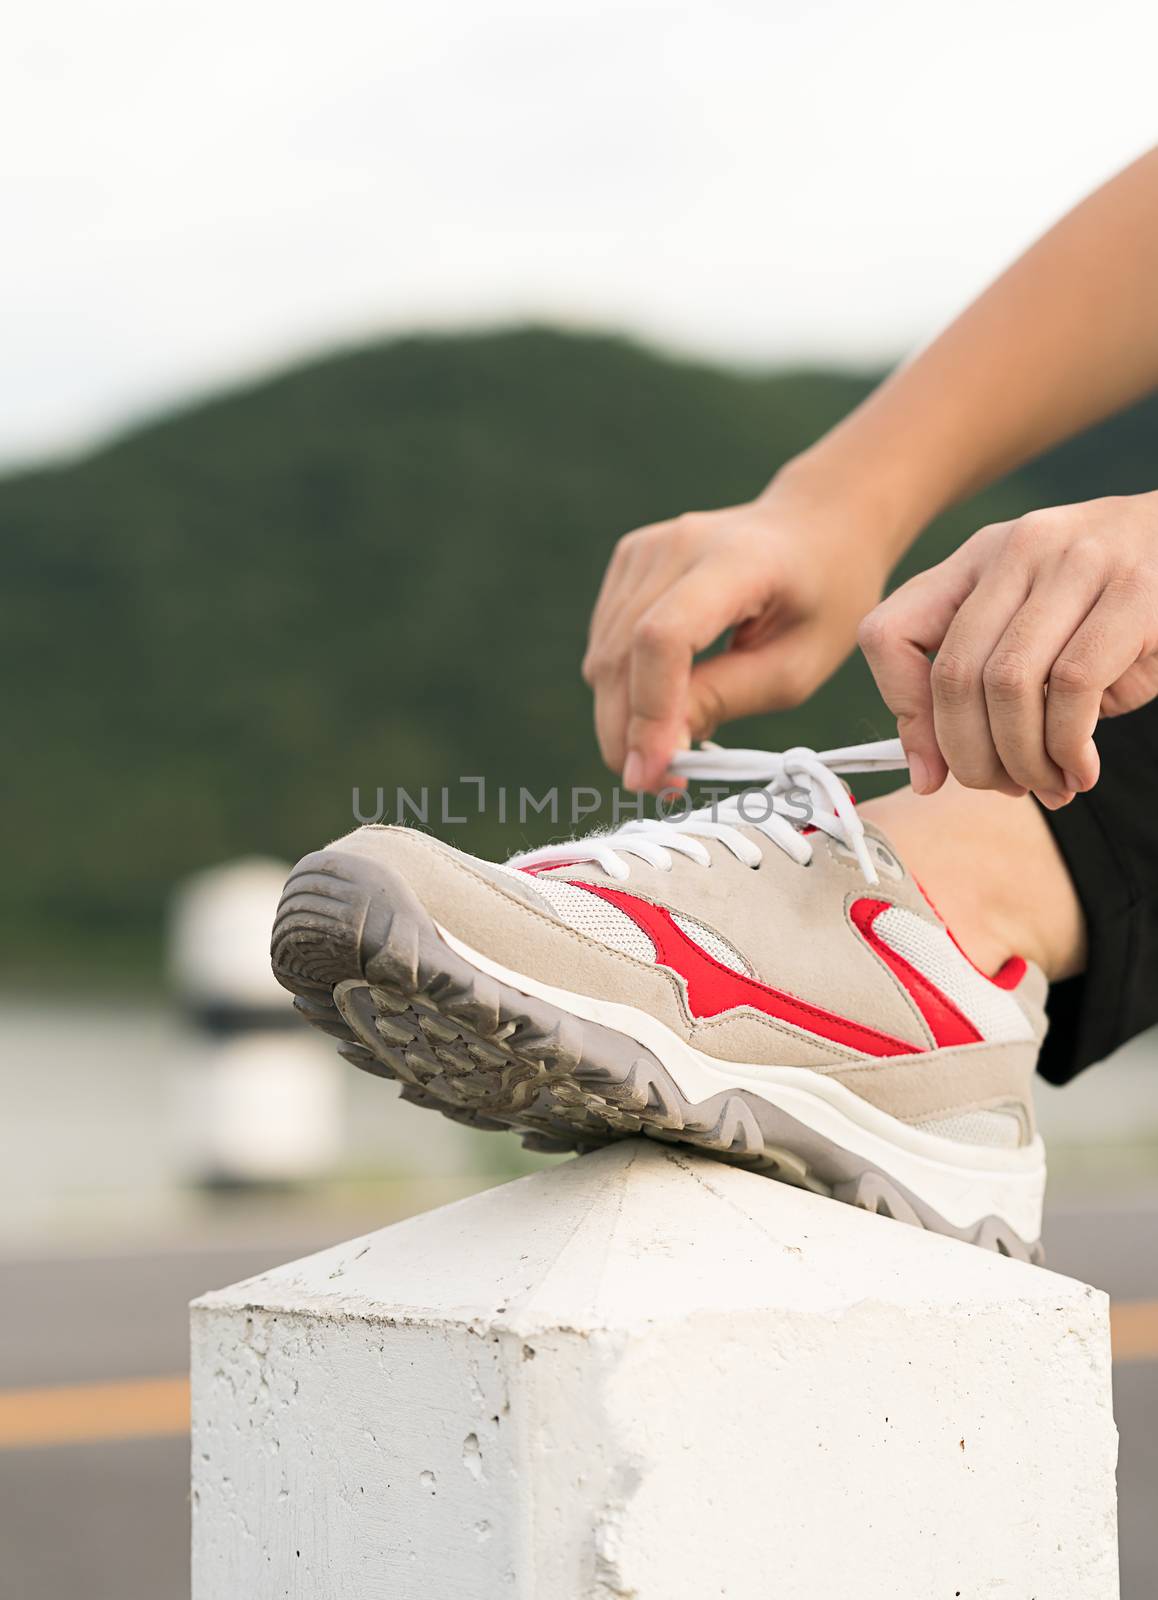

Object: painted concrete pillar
[191,1141,1118,1598]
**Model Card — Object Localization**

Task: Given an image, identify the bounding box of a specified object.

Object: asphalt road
[1,1197,1155,1600]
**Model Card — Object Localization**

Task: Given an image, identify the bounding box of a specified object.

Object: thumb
[857,571,966,794]
[687,629,822,739]
[1101,654,1158,719]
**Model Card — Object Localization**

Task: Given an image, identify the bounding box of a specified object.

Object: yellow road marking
[0,1299,1154,1449]
[1111,1299,1158,1364]
[0,1375,190,1449]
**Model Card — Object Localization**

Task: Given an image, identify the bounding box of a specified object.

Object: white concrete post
[191,1142,1119,1599]
[169,858,343,1182]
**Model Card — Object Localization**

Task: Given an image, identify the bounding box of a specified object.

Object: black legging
[1038,698,1158,1083]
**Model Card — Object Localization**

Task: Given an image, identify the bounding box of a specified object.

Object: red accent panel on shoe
[569,882,919,1058]
[911,875,1028,990]
[850,898,982,1049]
[989,955,1027,991]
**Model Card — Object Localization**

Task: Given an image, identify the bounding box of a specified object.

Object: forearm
[777,146,1158,562]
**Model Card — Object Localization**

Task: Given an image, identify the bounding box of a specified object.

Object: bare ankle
[860,781,1086,983]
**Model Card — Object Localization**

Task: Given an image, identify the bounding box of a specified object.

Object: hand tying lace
[509,739,908,887]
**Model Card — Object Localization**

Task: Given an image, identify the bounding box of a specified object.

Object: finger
[593,668,631,774]
[1045,586,1149,791]
[625,566,756,790]
[931,561,1033,797]
[585,540,670,691]
[588,518,705,673]
[624,623,691,791]
[585,551,639,772]
[586,525,654,653]
[982,559,1103,800]
[857,554,981,793]
[585,527,694,773]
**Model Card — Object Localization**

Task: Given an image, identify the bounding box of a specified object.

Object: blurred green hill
[4,326,1156,982]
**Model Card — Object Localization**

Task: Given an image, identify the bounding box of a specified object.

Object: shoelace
[508,738,909,887]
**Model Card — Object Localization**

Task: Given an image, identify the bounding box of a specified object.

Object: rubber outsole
[271,849,1044,1264]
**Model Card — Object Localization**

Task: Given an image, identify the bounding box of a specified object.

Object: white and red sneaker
[272,740,1047,1259]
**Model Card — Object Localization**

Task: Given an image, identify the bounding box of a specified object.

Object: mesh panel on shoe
[671,912,753,976]
[492,861,751,974]
[915,1110,1024,1149]
[871,905,1035,1044]
[519,874,751,974]
[521,875,656,962]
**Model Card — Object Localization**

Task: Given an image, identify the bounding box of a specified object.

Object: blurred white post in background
[191,1142,1120,1598]
[169,858,343,1184]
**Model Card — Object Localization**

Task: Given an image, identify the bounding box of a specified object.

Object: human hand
[582,469,893,791]
[858,492,1158,807]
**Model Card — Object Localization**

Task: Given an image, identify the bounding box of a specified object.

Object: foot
[271,740,1048,1261]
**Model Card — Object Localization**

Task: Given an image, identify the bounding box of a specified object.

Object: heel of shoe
[271,849,402,997]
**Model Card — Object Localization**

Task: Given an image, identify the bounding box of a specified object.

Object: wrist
[760,445,920,575]
[765,359,988,571]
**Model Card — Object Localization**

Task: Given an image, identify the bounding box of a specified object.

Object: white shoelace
[508,738,909,887]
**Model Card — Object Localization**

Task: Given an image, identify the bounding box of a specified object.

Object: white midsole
[435,924,1046,1242]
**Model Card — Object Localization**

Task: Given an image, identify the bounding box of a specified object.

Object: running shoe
[271,739,1047,1260]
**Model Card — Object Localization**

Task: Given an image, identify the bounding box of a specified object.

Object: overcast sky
[2,1,1155,466]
